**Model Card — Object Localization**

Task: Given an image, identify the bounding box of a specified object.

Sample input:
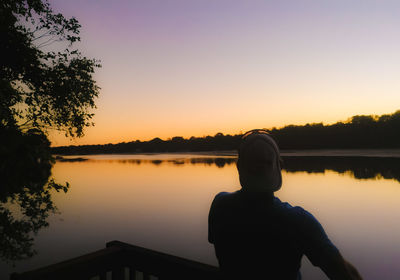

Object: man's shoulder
[212,190,240,203]
[272,197,320,225]
[273,197,304,214]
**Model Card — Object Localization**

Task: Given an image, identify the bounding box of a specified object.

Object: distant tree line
[52,110,400,155]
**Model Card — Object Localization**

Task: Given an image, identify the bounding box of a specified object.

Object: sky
[49,0,400,146]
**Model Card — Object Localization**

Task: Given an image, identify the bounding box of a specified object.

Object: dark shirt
[208,190,339,280]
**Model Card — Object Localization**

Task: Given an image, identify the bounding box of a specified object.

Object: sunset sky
[49,0,400,146]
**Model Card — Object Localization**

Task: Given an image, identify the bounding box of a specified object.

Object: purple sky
[49,0,400,145]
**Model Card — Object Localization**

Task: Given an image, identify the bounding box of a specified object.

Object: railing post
[112,266,125,280]
[143,272,151,280]
[128,267,136,280]
[99,271,107,280]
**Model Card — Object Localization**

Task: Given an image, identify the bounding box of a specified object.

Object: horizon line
[51,109,399,148]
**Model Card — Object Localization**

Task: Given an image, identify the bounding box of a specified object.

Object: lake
[2,153,400,280]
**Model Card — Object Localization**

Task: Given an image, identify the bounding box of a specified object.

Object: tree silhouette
[1,0,99,263]
[1,0,100,137]
[0,129,68,264]
[53,111,400,155]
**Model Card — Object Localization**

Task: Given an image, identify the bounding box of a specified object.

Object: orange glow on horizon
[50,107,399,147]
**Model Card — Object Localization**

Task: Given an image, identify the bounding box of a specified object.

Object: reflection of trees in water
[0,129,69,264]
[167,157,236,167]
[92,157,238,168]
[75,156,400,182]
[151,160,162,165]
[282,156,400,183]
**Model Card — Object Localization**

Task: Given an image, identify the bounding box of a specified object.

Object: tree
[0,128,68,263]
[1,0,100,137]
[0,0,100,264]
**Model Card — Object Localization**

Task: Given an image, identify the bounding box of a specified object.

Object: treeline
[52,110,400,155]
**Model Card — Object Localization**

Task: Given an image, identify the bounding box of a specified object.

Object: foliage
[0,0,100,137]
[0,128,68,263]
[0,0,98,263]
[53,110,400,155]
[272,110,400,149]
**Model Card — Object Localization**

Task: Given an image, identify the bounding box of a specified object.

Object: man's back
[208,190,339,279]
[208,130,362,280]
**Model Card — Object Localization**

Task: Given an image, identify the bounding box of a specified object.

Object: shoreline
[53,148,400,159]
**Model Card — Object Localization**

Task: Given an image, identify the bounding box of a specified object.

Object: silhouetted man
[208,129,362,280]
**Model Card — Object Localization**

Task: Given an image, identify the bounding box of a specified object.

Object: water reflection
[0,130,69,264]
[76,157,238,168]
[65,155,400,183]
[282,156,400,183]
[3,153,400,280]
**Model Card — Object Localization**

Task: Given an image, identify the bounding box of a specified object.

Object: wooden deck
[10,241,220,280]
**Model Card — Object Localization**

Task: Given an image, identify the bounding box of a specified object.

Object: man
[208,129,362,279]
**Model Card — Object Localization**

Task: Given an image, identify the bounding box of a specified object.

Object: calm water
[2,154,400,280]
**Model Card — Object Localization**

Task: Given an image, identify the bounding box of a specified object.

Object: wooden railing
[10,240,220,280]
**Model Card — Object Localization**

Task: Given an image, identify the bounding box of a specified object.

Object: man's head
[237,130,282,192]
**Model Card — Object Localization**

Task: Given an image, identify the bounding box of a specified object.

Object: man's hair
[238,130,282,165]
